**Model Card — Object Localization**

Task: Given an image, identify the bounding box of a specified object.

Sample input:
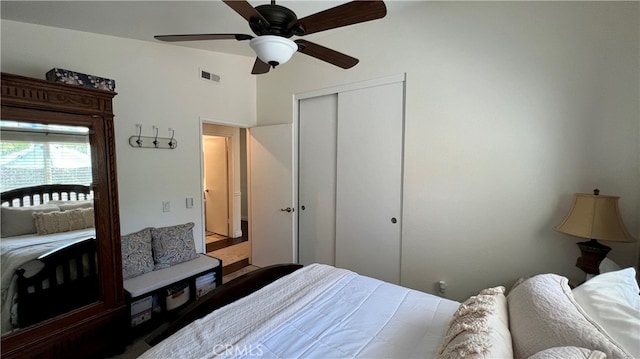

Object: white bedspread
[141,263,460,359]
[0,228,95,334]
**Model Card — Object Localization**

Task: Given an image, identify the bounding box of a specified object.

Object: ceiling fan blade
[251,57,271,75]
[295,40,359,69]
[223,0,270,27]
[154,34,253,42]
[290,0,386,36]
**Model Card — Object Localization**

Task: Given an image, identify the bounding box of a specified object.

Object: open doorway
[203,135,230,238]
[201,122,250,275]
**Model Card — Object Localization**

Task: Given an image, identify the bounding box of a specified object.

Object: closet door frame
[293,73,406,269]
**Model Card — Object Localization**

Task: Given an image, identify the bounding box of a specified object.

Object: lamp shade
[554,192,636,243]
[249,35,298,67]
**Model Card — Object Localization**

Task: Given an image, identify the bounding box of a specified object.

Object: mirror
[0,120,99,336]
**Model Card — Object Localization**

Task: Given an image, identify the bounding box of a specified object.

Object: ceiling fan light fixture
[249,35,297,67]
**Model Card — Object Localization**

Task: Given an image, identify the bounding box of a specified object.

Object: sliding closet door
[335,82,404,284]
[298,94,338,266]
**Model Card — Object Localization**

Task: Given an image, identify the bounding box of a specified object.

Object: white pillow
[572,267,640,358]
[507,273,632,359]
[0,204,60,237]
[598,257,621,274]
[57,200,93,211]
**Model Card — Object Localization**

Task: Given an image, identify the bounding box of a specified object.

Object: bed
[0,184,98,334]
[141,263,639,359]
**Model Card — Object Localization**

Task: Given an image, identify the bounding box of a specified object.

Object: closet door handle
[280,207,294,213]
[391,217,397,224]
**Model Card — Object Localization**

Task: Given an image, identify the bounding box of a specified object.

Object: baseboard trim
[206,236,247,252]
[223,258,250,276]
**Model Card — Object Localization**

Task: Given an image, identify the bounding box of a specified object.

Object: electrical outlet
[438,280,447,296]
[162,201,170,212]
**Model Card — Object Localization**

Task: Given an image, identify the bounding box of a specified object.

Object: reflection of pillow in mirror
[121,227,155,280]
[33,208,94,235]
[1,204,60,237]
[151,222,199,270]
[57,200,93,211]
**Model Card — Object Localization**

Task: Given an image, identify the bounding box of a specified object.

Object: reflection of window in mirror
[0,120,91,196]
[1,120,98,335]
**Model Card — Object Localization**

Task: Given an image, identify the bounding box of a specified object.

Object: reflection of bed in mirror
[0,184,99,334]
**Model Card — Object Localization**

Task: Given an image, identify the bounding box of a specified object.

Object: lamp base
[575,239,611,275]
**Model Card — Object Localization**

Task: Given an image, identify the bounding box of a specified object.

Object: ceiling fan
[154,0,387,74]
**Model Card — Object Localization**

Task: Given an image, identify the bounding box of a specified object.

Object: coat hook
[152,126,159,148]
[135,124,143,147]
[168,128,176,149]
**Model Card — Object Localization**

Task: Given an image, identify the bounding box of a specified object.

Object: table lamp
[554,189,636,275]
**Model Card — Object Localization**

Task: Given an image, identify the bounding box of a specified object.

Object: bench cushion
[124,254,220,298]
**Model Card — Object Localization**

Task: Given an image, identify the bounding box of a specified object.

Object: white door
[203,136,229,236]
[298,94,338,266]
[248,124,295,267]
[335,82,404,284]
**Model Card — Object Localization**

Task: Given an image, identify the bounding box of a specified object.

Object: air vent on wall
[199,68,220,84]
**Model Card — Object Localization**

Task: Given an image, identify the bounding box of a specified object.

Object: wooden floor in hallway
[206,220,250,276]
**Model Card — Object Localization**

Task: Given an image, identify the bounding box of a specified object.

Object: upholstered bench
[120,222,223,330]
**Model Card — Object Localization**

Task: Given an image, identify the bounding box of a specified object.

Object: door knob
[280,207,294,213]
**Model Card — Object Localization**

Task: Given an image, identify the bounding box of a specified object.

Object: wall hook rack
[129,125,178,149]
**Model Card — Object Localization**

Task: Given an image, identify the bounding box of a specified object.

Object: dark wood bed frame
[16,238,100,328]
[1,184,99,329]
[145,263,303,346]
[1,184,92,207]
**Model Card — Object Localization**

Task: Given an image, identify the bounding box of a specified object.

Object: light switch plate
[186,197,194,208]
[162,201,170,212]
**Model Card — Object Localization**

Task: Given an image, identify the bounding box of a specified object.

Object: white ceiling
[1,1,412,58]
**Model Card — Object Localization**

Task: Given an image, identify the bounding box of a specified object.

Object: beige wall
[2,1,638,300]
[255,2,640,300]
[1,20,257,252]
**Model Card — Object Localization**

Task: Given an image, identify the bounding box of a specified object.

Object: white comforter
[0,228,95,334]
[141,263,460,359]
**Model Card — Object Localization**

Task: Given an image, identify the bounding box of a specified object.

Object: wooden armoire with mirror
[1,73,126,358]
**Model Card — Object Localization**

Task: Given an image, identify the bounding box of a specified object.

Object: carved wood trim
[1,72,115,116]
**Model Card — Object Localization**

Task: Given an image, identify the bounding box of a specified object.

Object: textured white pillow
[572,268,640,358]
[32,207,94,235]
[0,204,60,237]
[438,286,513,359]
[507,273,633,359]
[528,346,606,359]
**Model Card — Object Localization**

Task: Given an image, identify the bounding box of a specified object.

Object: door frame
[199,118,249,248]
[292,74,406,264]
